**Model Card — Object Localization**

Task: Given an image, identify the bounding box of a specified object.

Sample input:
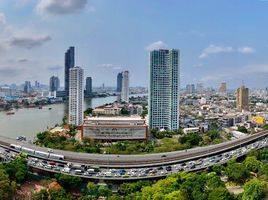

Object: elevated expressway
[0,131,267,180]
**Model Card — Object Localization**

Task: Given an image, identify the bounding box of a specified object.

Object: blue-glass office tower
[117,72,123,92]
[85,77,92,97]
[64,46,75,96]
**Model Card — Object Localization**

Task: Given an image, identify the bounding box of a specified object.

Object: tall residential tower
[149,49,180,131]
[219,82,227,94]
[236,85,249,112]
[64,46,75,96]
[69,66,84,126]
[121,71,129,103]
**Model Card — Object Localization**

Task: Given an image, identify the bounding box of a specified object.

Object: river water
[0,96,119,140]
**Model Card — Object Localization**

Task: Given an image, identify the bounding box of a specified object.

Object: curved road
[0,130,267,168]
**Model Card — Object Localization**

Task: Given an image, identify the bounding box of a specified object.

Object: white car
[62,167,71,173]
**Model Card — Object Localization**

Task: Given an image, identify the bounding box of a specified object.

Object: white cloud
[98,64,122,70]
[199,44,233,59]
[15,0,32,7]
[199,44,256,59]
[193,63,203,68]
[8,35,51,49]
[145,41,168,51]
[237,46,256,54]
[0,22,52,50]
[36,0,88,16]
[0,13,6,25]
[200,63,268,83]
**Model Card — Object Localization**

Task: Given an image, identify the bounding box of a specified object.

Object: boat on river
[6,109,15,115]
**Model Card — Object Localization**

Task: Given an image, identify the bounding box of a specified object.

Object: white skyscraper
[149,49,180,131]
[121,70,129,103]
[69,66,84,126]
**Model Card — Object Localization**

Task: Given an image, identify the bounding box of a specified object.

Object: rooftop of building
[84,116,145,121]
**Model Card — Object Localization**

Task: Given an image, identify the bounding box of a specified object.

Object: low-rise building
[82,116,148,140]
[183,127,200,134]
[93,105,121,115]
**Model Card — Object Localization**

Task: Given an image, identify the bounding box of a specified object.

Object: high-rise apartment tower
[219,82,227,94]
[149,49,180,131]
[121,71,129,103]
[69,66,84,125]
[236,85,249,112]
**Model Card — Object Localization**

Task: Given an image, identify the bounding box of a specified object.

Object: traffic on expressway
[0,131,267,180]
[0,130,268,168]
[1,137,267,180]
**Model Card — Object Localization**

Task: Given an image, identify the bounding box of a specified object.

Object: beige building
[236,85,249,112]
[93,105,121,115]
[82,116,148,140]
[219,82,227,94]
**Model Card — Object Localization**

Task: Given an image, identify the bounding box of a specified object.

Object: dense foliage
[34,131,101,153]
[124,172,233,200]
[55,174,83,190]
[0,158,28,199]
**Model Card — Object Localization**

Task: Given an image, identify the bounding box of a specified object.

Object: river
[0,96,120,140]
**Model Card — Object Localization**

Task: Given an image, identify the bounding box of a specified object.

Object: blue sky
[0,0,268,89]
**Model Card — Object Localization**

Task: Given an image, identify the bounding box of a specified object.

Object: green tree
[84,108,93,116]
[79,196,97,200]
[119,180,151,195]
[258,163,268,179]
[120,107,130,115]
[212,164,225,175]
[206,173,225,190]
[62,116,67,125]
[2,157,28,183]
[179,132,202,147]
[208,187,233,200]
[87,182,98,196]
[108,194,121,200]
[243,156,263,173]
[207,129,220,140]
[242,179,267,200]
[32,189,49,200]
[98,185,112,197]
[55,174,82,190]
[237,126,248,133]
[140,107,148,119]
[0,169,16,200]
[225,160,249,183]
[165,190,186,200]
[49,188,73,200]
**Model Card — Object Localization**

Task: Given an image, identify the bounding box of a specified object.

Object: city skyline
[1,1,268,88]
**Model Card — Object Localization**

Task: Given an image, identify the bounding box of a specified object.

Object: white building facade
[69,66,84,126]
[149,49,180,131]
[121,70,129,103]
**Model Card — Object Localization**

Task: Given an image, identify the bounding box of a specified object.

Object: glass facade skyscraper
[85,77,92,97]
[117,72,123,92]
[49,76,60,92]
[149,49,180,131]
[65,46,75,96]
